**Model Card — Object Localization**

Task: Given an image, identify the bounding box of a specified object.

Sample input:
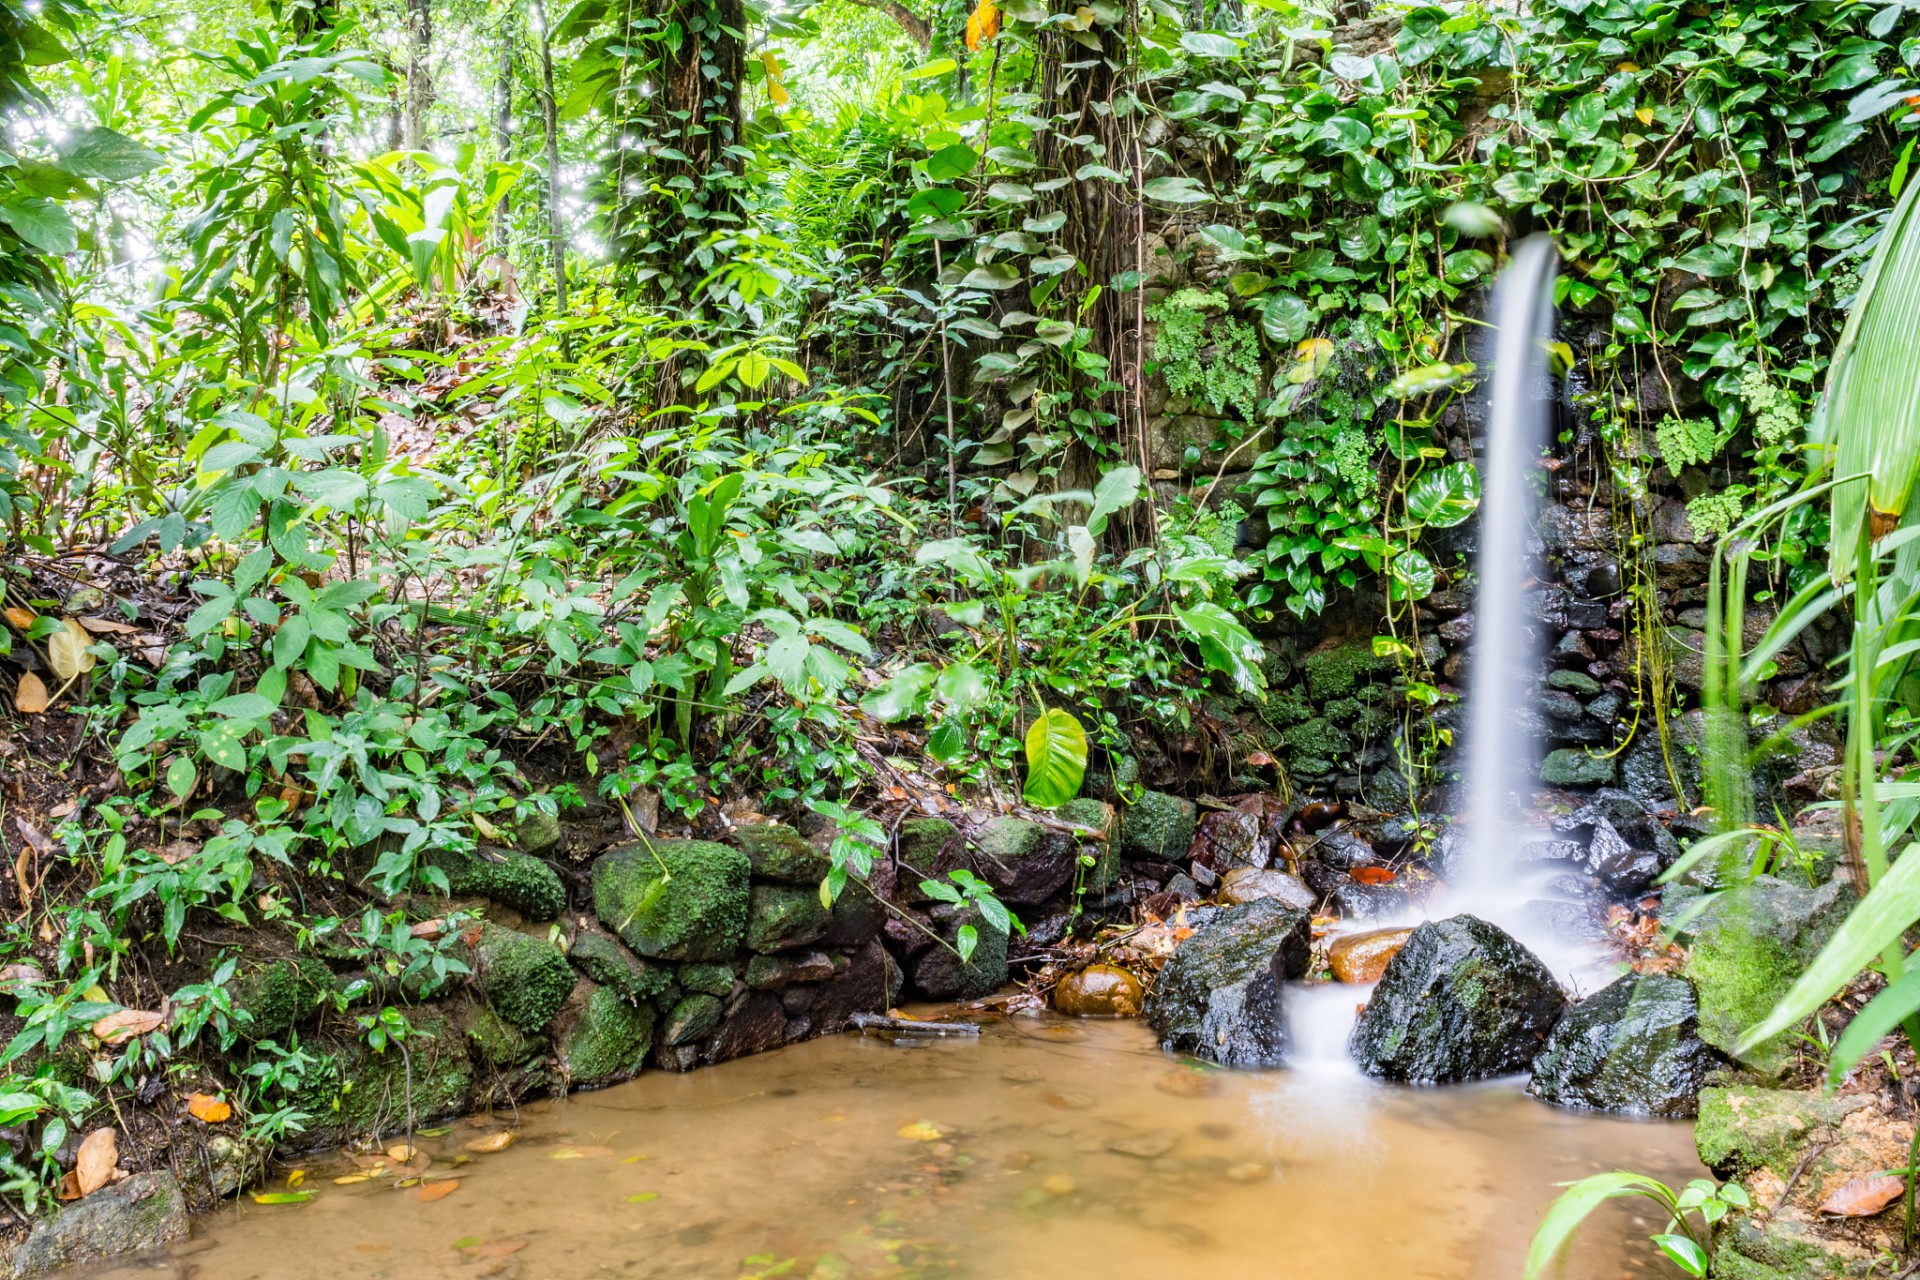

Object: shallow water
[102,1014,1703,1280]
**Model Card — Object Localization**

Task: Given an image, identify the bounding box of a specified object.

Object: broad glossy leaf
[924,144,979,181]
[1261,293,1310,346]
[1022,708,1087,808]
[1173,602,1266,694]
[861,664,937,722]
[1404,463,1480,528]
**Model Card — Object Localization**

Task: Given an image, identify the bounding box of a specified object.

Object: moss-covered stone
[1303,637,1379,701]
[746,884,832,952]
[896,818,959,869]
[1682,877,1853,1075]
[1121,790,1196,861]
[1284,716,1352,761]
[677,962,735,997]
[592,838,749,962]
[1694,1086,1870,1178]
[232,958,337,1040]
[562,985,656,1085]
[463,1002,535,1069]
[1710,1231,1878,1280]
[291,1006,476,1144]
[511,806,564,854]
[731,824,832,885]
[1540,747,1616,787]
[663,993,724,1045]
[448,851,568,921]
[910,913,1009,1001]
[473,924,574,1032]
[568,929,673,1003]
[1548,668,1604,696]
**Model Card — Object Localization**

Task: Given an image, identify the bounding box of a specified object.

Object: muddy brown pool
[96,1015,1702,1279]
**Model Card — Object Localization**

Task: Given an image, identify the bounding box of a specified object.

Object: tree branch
[843,0,932,52]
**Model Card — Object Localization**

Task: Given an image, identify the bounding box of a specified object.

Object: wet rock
[1217,867,1316,911]
[1587,818,1662,894]
[811,940,890,1032]
[910,911,1009,1001]
[1054,964,1145,1017]
[1328,927,1413,983]
[448,850,568,920]
[1540,690,1588,725]
[592,839,750,962]
[664,993,724,1045]
[1108,1129,1180,1158]
[562,984,657,1086]
[1655,543,1711,590]
[730,823,831,885]
[1188,811,1268,879]
[971,816,1075,904]
[1679,876,1854,1075]
[1143,898,1311,1068]
[704,992,792,1064]
[510,806,564,855]
[473,924,575,1032]
[819,881,886,949]
[11,1172,188,1278]
[677,962,735,997]
[1331,879,1407,921]
[1538,504,1612,553]
[568,928,674,1004]
[1123,791,1197,861]
[1651,499,1701,544]
[1299,858,1349,898]
[746,949,836,990]
[1540,748,1615,787]
[1521,839,1587,867]
[1528,975,1711,1117]
[1312,830,1378,871]
[1521,899,1606,941]
[1349,915,1566,1084]
[1548,668,1603,697]
[745,884,832,953]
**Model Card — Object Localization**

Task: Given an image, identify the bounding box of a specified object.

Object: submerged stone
[1143,898,1310,1068]
[1349,915,1565,1084]
[562,984,657,1086]
[1527,974,1711,1117]
[11,1172,188,1278]
[592,839,750,962]
[1328,927,1413,984]
[1054,964,1145,1017]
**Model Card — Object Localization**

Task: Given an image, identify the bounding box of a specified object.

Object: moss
[1687,929,1801,1075]
[1303,638,1379,701]
[1540,747,1617,787]
[1283,716,1352,761]
[1710,1230,1878,1280]
[568,930,674,1003]
[561,985,656,1085]
[447,851,568,921]
[677,962,735,997]
[1694,1086,1866,1177]
[473,924,574,1032]
[511,807,564,854]
[663,993,723,1045]
[1260,688,1314,729]
[1120,790,1196,861]
[292,1007,476,1144]
[896,818,958,868]
[1055,797,1113,838]
[591,839,750,962]
[731,824,831,885]
[463,1003,534,1069]
[745,884,832,953]
[232,958,337,1040]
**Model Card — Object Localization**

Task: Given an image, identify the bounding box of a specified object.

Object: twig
[849,1013,980,1036]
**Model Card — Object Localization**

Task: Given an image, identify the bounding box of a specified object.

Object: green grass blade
[1525,1172,1672,1280]
[1827,963,1920,1090]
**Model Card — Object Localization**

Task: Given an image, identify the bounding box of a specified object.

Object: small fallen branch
[849,1013,981,1037]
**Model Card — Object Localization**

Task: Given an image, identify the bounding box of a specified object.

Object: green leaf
[860,663,937,722]
[924,144,979,182]
[933,661,990,711]
[1261,293,1311,346]
[1651,1234,1709,1278]
[54,127,164,181]
[1405,463,1481,528]
[1087,464,1141,536]
[165,756,198,800]
[1179,31,1242,57]
[961,262,1022,290]
[1021,708,1088,808]
[0,197,76,255]
[928,718,966,764]
[1141,176,1211,205]
[251,1191,313,1205]
[1173,602,1266,695]
[1525,1173,1675,1279]
[1388,547,1436,600]
[1738,841,1920,1053]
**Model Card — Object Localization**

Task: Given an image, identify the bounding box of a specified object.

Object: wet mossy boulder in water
[910,911,1009,1001]
[1527,974,1711,1117]
[746,883,832,953]
[1122,790,1197,861]
[1541,748,1616,787]
[971,816,1076,904]
[1349,915,1565,1084]
[1680,875,1853,1076]
[1054,964,1144,1017]
[473,924,575,1032]
[567,928,673,1003]
[232,957,337,1039]
[663,993,724,1045]
[731,823,832,885]
[561,984,656,1086]
[592,838,749,962]
[1144,898,1311,1068]
[10,1171,188,1278]
[447,850,568,921]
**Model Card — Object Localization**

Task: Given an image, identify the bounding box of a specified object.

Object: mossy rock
[1694,1086,1871,1178]
[448,851,568,921]
[910,913,1009,1001]
[677,962,735,997]
[732,824,832,885]
[511,806,564,854]
[473,924,574,1033]
[592,839,749,962]
[1283,716,1352,762]
[1710,1225,1880,1280]
[1540,747,1616,787]
[562,984,656,1086]
[291,1007,475,1144]
[746,884,832,953]
[232,958,337,1040]
[896,818,959,870]
[1302,637,1381,701]
[568,929,673,1003]
[1120,790,1196,861]
[462,1002,535,1069]
[663,993,724,1045]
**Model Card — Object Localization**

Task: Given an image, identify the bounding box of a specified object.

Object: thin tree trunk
[491,21,515,246]
[405,0,434,150]
[531,0,568,316]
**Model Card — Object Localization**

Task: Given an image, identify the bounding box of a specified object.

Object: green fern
[1655,414,1717,477]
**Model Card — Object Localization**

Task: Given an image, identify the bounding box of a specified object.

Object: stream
[98,1011,1702,1280]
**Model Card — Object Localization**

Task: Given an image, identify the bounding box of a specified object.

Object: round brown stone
[1328,927,1414,984]
[1053,964,1146,1017]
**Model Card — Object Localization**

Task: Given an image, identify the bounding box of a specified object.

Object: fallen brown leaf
[76,617,138,634]
[14,671,48,714]
[1820,1175,1905,1217]
[74,1128,117,1198]
[186,1093,232,1123]
[409,1178,460,1202]
[92,1008,165,1045]
[2,607,33,630]
[463,1131,515,1153]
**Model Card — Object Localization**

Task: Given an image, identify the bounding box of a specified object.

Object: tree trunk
[492,20,515,246]
[405,0,434,150]
[530,0,568,316]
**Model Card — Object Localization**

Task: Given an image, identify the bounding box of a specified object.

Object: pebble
[1109,1129,1181,1159]
[1328,926,1415,984]
[1053,965,1146,1017]
[1042,1174,1076,1196]
[1155,1070,1220,1098]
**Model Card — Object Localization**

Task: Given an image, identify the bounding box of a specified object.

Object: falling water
[1459,234,1560,900]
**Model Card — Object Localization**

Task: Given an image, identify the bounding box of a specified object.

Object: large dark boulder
[969,817,1075,904]
[1528,974,1712,1117]
[1349,915,1565,1083]
[11,1172,188,1277]
[1143,898,1311,1068]
[910,910,1009,1001]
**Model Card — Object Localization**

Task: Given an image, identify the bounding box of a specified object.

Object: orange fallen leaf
[1819,1175,1905,1217]
[187,1093,232,1123]
[1350,866,1397,885]
[464,1131,515,1153]
[386,1143,421,1163]
[74,1128,117,1198]
[2,607,32,629]
[92,1008,165,1045]
[409,1179,460,1202]
[14,672,48,714]
[76,617,138,634]
[964,0,999,49]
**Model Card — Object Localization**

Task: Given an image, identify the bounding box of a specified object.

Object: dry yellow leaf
[332,1174,371,1185]
[76,617,139,634]
[897,1121,943,1142]
[48,619,95,683]
[463,1131,515,1154]
[1635,107,1655,126]
[186,1093,232,1123]
[964,0,999,50]
[74,1128,117,1198]
[2,606,33,630]
[287,1169,306,1187]
[13,672,47,714]
[386,1143,420,1163]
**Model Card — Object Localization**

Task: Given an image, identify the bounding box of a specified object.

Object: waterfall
[1459,235,1560,898]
